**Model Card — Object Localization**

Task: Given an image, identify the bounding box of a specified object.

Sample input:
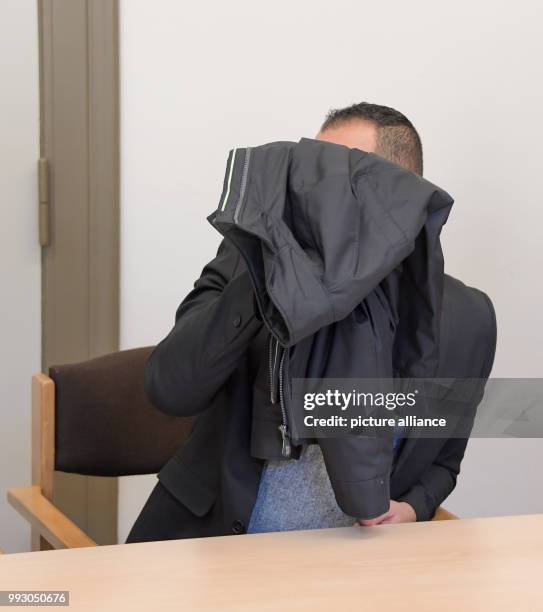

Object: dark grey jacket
[211,138,454,519]
[126,140,496,542]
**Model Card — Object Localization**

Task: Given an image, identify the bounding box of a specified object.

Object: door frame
[38,0,120,547]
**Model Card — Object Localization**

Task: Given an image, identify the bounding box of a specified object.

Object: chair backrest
[48,347,191,477]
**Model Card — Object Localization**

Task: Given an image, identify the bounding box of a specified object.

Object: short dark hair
[320,102,423,175]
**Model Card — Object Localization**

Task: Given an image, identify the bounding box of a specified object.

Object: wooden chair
[7,347,192,551]
[432,507,457,521]
[7,347,455,551]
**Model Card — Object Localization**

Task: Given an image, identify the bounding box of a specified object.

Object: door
[38,0,120,547]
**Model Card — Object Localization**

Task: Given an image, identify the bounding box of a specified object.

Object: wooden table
[0,514,541,611]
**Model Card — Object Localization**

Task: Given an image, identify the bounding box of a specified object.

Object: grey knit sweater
[247,444,354,533]
[247,437,404,533]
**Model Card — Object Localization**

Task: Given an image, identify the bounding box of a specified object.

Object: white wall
[119,0,543,540]
[0,0,40,552]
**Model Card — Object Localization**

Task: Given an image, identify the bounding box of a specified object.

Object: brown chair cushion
[49,347,191,477]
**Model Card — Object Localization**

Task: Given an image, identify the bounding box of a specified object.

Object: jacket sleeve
[395,435,471,521]
[396,293,497,520]
[144,238,262,416]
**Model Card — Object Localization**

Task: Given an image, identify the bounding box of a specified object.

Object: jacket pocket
[157,454,216,517]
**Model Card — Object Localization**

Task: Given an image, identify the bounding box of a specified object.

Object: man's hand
[355,500,417,526]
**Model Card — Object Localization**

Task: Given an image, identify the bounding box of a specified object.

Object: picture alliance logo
[303,389,419,412]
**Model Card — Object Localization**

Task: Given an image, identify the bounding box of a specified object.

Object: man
[126,102,496,542]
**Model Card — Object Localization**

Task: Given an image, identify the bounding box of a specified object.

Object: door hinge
[38,157,50,247]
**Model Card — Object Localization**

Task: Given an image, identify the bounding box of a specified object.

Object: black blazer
[126,240,496,543]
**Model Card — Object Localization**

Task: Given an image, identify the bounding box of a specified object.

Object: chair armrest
[7,486,97,549]
[431,506,458,521]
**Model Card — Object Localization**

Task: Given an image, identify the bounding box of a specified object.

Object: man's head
[316,102,423,176]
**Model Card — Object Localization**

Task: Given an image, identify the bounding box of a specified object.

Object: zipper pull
[278,424,291,458]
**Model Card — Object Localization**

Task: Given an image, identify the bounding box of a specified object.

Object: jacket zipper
[226,147,292,458]
[268,333,291,457]
[277,342,291,458]
[268,334,279,404]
